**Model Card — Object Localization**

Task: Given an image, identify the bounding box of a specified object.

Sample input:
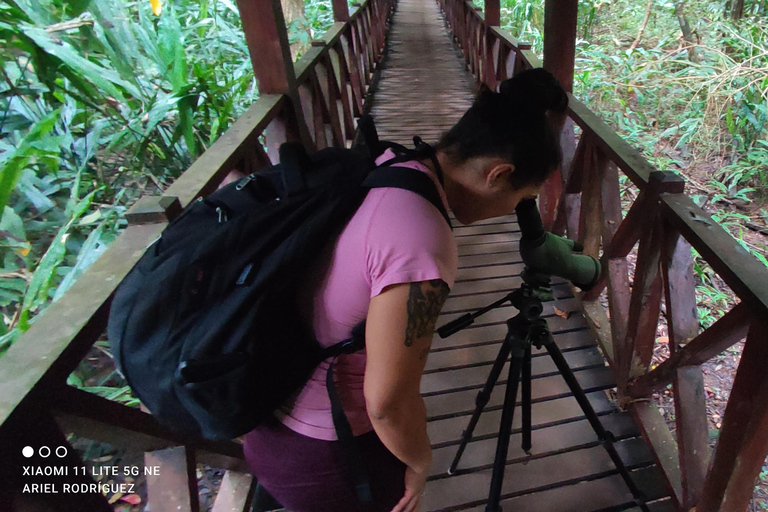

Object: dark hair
[435,68,568,188]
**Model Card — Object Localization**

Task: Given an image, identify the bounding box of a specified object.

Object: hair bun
[499,68,568,115]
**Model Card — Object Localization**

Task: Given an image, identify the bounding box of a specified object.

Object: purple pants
[243,419,406,512]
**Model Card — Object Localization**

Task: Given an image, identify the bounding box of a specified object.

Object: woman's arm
[364,279,450,510]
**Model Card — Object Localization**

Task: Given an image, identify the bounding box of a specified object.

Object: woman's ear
[486,162,515,189]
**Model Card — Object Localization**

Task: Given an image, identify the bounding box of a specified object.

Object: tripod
[438,272,648,512]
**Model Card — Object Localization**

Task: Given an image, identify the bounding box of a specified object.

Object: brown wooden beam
[211,471,254,512]
[237,0,294,95]
[662,223,709,509]
[619,215,663,396]
[699,317,768,511]
[333,0,350,21]
[578,143,608,258]
[235,0,311,149]
[604,259,631,357]
[628,302,751,397]
[543,0,577,95]
[484,0,500,26]
[661,193,768,315]
[146,446,200,512]
[48,386,246,468]
[553,131,588,238]
[632,401,684,507]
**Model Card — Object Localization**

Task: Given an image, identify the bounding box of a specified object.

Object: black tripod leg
[448,340,513,475]
[486,348,525,512]
[544,340,649,511]
[521,344,532,453]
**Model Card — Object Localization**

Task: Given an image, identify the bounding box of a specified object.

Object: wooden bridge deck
[370,0,673,510]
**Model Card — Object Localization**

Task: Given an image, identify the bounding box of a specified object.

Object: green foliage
[572,3,768,192]
[0,0,258,353]
[305,0,336,36]
[495,0,606,54]
[500,0,545,51]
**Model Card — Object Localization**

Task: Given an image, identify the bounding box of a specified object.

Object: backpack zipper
[235,174,256,191]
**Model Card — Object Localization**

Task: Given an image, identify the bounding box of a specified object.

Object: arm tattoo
[405,279,450,348]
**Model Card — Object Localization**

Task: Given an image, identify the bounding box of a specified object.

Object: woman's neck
[419,151,459,207]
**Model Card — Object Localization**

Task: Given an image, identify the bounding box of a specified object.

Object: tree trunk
[281,0,307,60]
[282,0,304,23]
[730,0,745,20]
[629,0,653,51]
[674,1,701,63]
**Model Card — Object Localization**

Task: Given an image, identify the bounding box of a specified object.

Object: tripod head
[436,266,554,341]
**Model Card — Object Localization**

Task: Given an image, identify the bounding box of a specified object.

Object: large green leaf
[17,188,97,331]
[0,206,27,243]
[0,206,31,264]
[0,109,60,214]
[178,94,197,156]
[20,25,142,102]
[0,330,21,358]
[0,273,28,308]
[157,7,189,93]
[8,0,55,26]
[88,0,151,87]
[135,4,166,73]
[52,213,113,301]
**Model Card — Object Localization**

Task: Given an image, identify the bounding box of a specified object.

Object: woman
[242,68,568,512]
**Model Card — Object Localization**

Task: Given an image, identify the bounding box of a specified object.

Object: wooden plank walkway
[369,0,673,510]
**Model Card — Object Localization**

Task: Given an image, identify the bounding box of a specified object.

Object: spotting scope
[514,199,600,291]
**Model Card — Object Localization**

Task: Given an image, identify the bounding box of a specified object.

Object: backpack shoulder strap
[362,166,453,229]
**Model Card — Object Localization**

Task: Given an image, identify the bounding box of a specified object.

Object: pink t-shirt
[275,150,458,440]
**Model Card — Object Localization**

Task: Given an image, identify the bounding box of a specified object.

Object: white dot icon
[22,446,34,458]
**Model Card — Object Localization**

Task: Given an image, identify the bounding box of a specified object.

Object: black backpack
[107,116,451,441]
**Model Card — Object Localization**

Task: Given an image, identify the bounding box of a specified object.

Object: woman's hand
[391,465,428,512]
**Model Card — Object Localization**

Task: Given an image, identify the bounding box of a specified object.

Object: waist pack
[107,116,451,441]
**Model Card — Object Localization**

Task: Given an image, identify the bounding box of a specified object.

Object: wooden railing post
[601,160,631,367]
[540,0,577,230]
[661,219,709,509]
[484,0,499,25]
[543,0,577,96]
[236,0,312,156]
[333,0,350,21]
[618,212,663,396]
[482,0,500,89]
[699,316,767,512]
[145,446,200,512]
[211,471,254,512]
[617,172,685,399]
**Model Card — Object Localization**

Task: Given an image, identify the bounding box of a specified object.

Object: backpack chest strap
[362,167,453,229]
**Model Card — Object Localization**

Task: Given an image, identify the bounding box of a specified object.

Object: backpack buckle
[338,337,364,354]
